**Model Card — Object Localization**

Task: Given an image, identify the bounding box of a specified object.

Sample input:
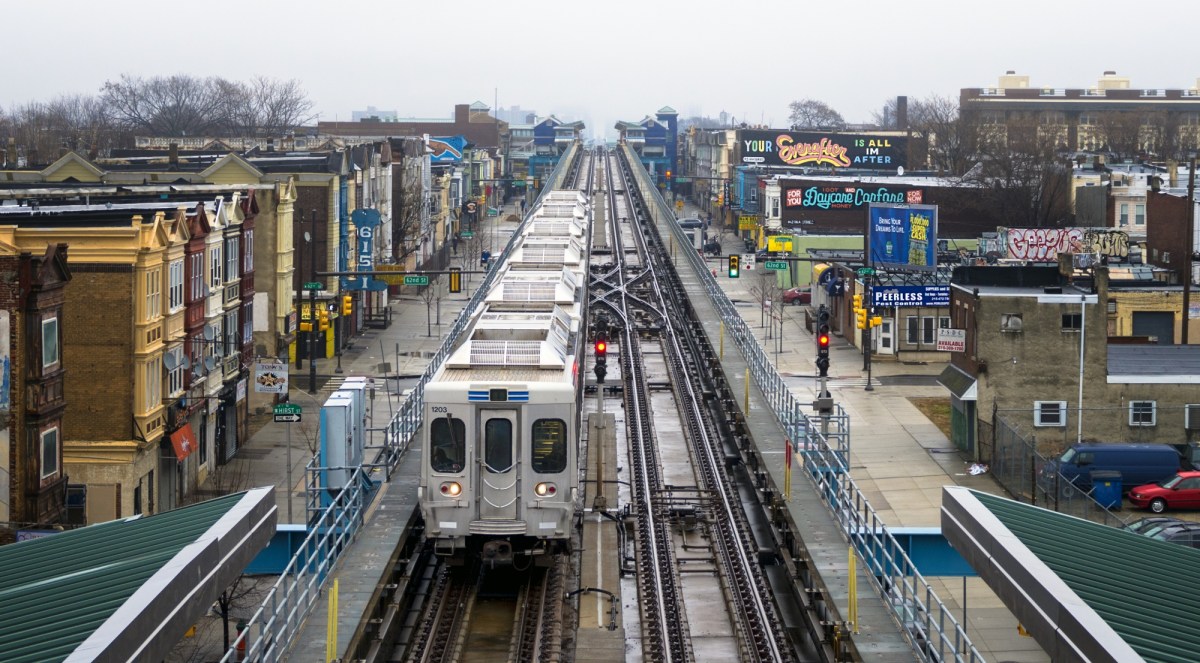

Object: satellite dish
[181,356,191,370]
[897,166,905,176]
[162,352,179,371]
[204,356,218,371]
[304,231,312,243]
[203,326,215,341]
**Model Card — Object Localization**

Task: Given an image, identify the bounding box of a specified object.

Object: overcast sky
[5,0,1199,139]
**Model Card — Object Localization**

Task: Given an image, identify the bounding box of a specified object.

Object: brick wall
[63,266,134,440]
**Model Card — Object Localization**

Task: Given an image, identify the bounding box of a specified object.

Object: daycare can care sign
[868,203,938,270]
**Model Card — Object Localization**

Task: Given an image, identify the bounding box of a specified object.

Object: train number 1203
[431,406,448,413]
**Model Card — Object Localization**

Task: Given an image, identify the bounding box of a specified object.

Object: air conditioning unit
[1000,314,1023,333]
[1186,404,1200,431]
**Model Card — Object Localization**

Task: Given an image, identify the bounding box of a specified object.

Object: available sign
[936,328,966,353]
[871,285,950,308]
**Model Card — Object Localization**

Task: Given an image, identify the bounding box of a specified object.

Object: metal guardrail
[621,145,983,663]
[220,468,375,662]
[222,144,584,663]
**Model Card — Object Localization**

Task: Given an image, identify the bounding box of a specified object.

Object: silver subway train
[418,190,589,565]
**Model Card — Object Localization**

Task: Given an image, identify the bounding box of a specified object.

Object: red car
[1128,471,1200,513]
[782,288,811,306]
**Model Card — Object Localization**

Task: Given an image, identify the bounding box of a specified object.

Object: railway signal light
[593,337,608,384]
[816,306,831,377]
[449,267,462,293]
[341,294,353,316]
[728,254,740,278]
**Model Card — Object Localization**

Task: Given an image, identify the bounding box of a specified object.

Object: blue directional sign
[345,209,387,291]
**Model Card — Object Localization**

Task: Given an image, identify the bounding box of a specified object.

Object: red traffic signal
[818,334,830,349]
[595,340,607,356]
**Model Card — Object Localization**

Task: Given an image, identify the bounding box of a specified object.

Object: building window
[906,316,937,344]
[145,268,161,320]
[1135,203,1145,226]
[188,332,204,382]
[769,195,781,218]
[1119,203,1129,226]
[1035,401,1067,427]
[145,357,161,414]
[208,322,223,360]
[166,346,185,397]
[242,301,253,345]
[225,236,240,282]
[168,259,185,312]
[1129,400,1157,427]
[189,252,205,301]
[243,229,254,273]
[1062,313,1082,331]
[42,317,59,369]
[209,244,223,289]
[225,311,239,357]
[40,427,59,480]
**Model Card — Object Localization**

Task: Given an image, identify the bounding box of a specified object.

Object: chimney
[168,142,179,167]
[895,96,908,130]
[6,138,17,167]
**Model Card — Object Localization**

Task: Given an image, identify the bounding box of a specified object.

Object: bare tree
[1094,111,1144,162]
[102,74,228,136]
[908,95,979,177]
[419,277,443,337]
[392,160,427,265]
[787,99,845,131]
[957,114,1073,227]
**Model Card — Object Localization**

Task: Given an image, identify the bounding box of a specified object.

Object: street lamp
[308,209,318,394]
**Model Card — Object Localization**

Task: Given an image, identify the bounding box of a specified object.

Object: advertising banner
[868,203,938,270]
[785,184,923,210]
[427,135,466,163]
[870,285,950,308]
[254,360,289,394]
[739,130,907,170]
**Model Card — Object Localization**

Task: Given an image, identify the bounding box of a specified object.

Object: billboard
[785,184,923,210]
[739,130,907,170]
[868,204,938,270]
[871,285,950,308]
[427,135,466,163]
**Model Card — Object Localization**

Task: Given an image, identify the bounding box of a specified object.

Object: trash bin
[1090,470,1122,509]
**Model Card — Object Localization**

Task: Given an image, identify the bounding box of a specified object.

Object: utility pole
[309,209,318,394]
[296,211,305,371]
[1184,157,1196,345]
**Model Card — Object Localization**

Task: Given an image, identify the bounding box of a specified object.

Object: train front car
[420,190,588,566]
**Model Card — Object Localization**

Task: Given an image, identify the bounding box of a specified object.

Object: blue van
[1045,443,1182,492]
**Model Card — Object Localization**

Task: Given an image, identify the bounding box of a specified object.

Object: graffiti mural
[1001,227,1130,261]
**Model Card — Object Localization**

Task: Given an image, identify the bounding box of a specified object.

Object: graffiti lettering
[776,135,851,168]
[1084,229,1130,259]
[1003,227,1130,261]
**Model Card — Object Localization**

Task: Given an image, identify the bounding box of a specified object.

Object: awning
[937,364,977,401]
[169,423,197,460]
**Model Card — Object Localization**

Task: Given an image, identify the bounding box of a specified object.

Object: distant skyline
[5,0,1200,141]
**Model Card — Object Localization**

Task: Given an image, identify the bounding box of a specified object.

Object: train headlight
[440,482,462,497]
[534,482,557,497]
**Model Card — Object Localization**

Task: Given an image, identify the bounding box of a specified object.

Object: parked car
[1041,443,1183,495]
[1128,471,1200,513]
[1122,516,1183,535]
[782,288,811,306]
[1145,521,1200,548]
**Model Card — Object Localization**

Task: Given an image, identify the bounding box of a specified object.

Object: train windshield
[531,419,567,473]
[430,417,465,473]
[484,418,513,473]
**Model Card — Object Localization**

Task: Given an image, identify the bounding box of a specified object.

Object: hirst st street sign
[273,403,302,423]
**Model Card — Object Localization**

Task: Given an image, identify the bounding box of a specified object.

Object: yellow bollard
[848,548,859,634]
[326,578,340,662]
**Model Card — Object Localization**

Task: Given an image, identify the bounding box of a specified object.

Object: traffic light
[870,315,883,328]
[855,308,868,330]
[449,267,462,293]
[318,307,330,332]
[593,335,608,383]
[816,306,831,377]
[341,294,353,316]
[728,254,740,278]
[852,294,863,311]
[299,320,313,333]
[665,170,672,180]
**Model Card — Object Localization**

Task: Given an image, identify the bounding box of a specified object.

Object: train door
[478,410,519,521]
